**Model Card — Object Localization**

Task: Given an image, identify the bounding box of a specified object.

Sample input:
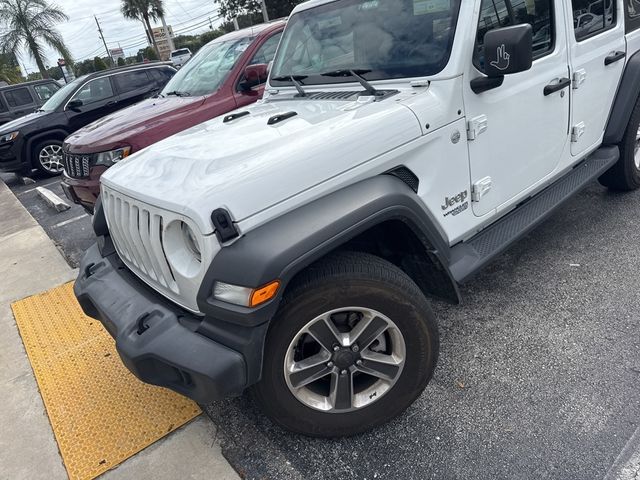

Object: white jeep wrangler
[75,0,640,437]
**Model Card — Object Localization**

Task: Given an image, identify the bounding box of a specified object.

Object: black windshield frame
[270,0,462,87]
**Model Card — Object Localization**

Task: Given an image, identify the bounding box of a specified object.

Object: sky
[15,0,224,74]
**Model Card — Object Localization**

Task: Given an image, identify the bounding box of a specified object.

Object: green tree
[214,0,300,23]
[74,58,95,76]
[117,56,126,66]
[0,0,72,78]
[121,0,164,57]
[93,56,107,71]
[141,46,158,61]
[45,64,61,80]
[0,63,22,83]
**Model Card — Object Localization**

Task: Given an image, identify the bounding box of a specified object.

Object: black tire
[251,251,439,437]
[599,96,640,191]
[33,139,64,177]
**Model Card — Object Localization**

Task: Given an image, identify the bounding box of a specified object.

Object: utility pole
[95,16,113,66]
[261,0,269,22]
[160,15,175,53]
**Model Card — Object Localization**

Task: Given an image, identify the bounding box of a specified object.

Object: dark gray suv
[0,80,61,126]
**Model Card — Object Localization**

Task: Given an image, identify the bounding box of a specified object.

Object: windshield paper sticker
[413,0,450,15]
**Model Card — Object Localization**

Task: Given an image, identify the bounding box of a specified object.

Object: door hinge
[467,115,488,141]
[571,122,586,142]
[472,177,492,202]
[573,69,587,89]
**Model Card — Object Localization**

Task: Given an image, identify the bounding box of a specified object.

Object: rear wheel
[599,95,640,191]
[34,139,64,177]
[252,252,438,437]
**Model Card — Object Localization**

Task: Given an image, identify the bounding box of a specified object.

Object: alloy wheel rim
[284,307,406,413]
[635,126,640,170]
[39,144,64,173]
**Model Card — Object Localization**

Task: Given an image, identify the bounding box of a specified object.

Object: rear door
[113,70,157,108]
[568,0,625,156]
[3,86,37,119]
[234,31,283,108]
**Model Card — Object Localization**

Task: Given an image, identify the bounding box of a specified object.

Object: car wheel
[251,251,439,437]
[34,139,64,177]
[599,95,640,191]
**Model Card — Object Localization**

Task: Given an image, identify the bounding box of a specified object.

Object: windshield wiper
[165,90,190,97]
[271,75,308,97]
[320,69,379,96]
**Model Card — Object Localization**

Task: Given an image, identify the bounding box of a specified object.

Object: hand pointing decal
[490,44,510,71]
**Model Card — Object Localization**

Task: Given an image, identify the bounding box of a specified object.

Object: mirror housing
[240,63,268,92]
[484,24,533,78]
[67,99,83,111]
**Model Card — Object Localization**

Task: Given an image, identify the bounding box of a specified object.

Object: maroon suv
[62,20,285,212]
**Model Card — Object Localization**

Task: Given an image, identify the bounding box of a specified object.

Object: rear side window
[249,32,283,65]
[33,83,60,101]
[571,0,615,41]
[114,71,150,93]
[474,0,554,72]
[4,87,34,107]
[625,0,640,30]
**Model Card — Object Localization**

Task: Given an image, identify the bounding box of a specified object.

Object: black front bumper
[74,243,249,403]
[0,139,25,172]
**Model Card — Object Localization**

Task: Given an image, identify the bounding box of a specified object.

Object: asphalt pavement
[2,168,639,479]
[0,172,93,267]
[205,181,640,480]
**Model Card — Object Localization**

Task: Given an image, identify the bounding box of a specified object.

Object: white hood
[102,89,423,235]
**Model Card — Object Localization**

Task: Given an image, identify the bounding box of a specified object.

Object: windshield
[271,0,461,85]
[161,37,254,96]
[40,76,86,112]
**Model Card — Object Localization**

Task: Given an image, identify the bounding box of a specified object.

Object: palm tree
[121,0,164,57]
[0,63,22,84]
[0,0,71,79]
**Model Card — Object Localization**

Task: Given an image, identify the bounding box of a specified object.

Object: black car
[0,63,176,177]
[0,79,61,126]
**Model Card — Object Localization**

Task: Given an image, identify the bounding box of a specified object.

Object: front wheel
[252,252,439,437]
[34,139,64,177]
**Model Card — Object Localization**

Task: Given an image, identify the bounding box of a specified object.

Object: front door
[65,76,121,133]
[567,0,626,156]
[464,0,571,217]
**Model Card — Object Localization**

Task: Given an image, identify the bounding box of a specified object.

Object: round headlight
[181,221,201,262]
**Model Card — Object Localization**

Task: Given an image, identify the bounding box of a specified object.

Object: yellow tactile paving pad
[11,282,201,480]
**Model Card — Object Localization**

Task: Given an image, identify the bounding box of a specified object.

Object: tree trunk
[27,36,48,78]
[142,12,161,59]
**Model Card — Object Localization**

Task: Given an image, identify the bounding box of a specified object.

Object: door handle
[105,100,118,107]
[544,78,571,96]
[605,51,626,66]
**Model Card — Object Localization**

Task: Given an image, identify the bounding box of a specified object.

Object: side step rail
[449,145,619,283]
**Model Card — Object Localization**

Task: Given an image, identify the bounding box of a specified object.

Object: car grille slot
[101,188,178,293]
[306,91,361,100]
[63,153,91,178]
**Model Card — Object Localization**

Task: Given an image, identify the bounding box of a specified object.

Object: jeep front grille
[101,188,178,293]
[63,153,91,178]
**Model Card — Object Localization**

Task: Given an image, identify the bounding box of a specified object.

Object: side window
[149,68,174,86]
[249,33,283,65]
[113,71,151,94]
[4,87,34,108]
[71,77,114,105]
[474,0,553,72]
[33,83,60,102]
[629,0,640,17]
[572,0,615,41]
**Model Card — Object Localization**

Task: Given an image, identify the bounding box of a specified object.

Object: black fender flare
[24,129,70,166]
[196,175,460,328]
[603,49,640,145]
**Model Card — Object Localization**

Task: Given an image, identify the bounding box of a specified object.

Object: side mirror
[67,99,83,111]
[484,24,533,78]
[240,63,268,92]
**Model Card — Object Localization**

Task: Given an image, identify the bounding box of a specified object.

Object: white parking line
[52,214,87,228]
[605,426,640,480]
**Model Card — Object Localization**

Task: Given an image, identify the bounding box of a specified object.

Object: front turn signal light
[250,281,280,307]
